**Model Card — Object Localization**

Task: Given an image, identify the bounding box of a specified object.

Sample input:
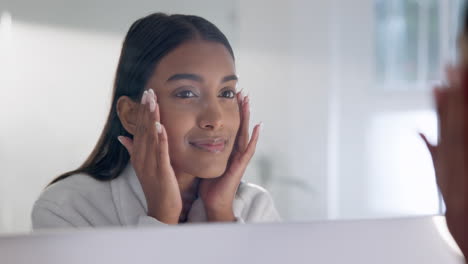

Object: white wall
[333,0,442,219]
[237,0,333,220]
[0,21,121,233]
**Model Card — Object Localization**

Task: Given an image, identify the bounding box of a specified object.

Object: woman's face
[146,40,240,179]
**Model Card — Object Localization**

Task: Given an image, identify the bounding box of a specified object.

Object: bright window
[375,0,463,90]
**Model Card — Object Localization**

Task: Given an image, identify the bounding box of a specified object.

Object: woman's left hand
[420,65,468,257]
[199,91,262,222]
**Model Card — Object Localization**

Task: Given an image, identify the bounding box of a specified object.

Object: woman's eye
[175,90,197,98]
[220,90,235,99]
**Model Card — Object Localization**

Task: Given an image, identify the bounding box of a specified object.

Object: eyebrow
[221,75,238,83]
[166,73,238,83]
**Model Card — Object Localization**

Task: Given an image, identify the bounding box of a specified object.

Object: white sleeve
[234,217,246,223]
[32,199,169,229]
[136,215,168,226]
[31,200,82,229]
[245,190,282,222]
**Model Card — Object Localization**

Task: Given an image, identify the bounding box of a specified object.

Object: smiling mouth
[189,142,226,153]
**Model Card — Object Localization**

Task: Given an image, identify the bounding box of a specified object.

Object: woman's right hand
[118,89,182,225]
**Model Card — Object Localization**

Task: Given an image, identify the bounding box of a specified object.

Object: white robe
[31,164,281,229]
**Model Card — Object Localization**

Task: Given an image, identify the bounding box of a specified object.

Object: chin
[186,159,228,179]
[174,147,233,178]
[195,165,228,179]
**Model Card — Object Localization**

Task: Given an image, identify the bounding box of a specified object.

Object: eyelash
[175,89,236,99]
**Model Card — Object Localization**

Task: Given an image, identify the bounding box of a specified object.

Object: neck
[175,172,199,201]
[175,172,200,223]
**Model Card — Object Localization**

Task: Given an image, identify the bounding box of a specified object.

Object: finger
[236,90,244,121]
[419,132,436,159]
[143,94,161,170]
[118,136,134,154]
[141,90,149,105]
[231,91,244,153]
[155,94,161,123]
[132,91,150,163]
[435,86,448,144]
[459,66,468,102]
[158,124,171,170]
[148,88,157,114]
[237,89,244,103]
[238,95,251,152]
[446,65,461,88]
[445,84,463,144]
[241,122,262,163]
[433,87,443,145]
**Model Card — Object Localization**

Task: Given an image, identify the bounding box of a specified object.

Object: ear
[116,96,139,135]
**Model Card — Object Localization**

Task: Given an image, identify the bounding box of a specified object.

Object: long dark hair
[48,13,234,186]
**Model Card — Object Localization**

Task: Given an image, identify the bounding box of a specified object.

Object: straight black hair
[48,13,234,186]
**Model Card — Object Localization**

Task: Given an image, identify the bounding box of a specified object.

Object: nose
[198,101,224,130]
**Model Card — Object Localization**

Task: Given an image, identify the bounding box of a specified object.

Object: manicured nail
[259,122,263,132]
[155,122,162,134]
[149,97,156,112]
[148,88,155,100]
[141,91,149,104]
[117,136,124,145]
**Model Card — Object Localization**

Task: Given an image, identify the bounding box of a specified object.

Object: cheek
[225,102,241,130]
[158,104,194,149]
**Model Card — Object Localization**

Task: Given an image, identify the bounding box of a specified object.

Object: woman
[31,13,280,228]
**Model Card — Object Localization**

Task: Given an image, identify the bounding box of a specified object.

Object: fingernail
[259,122,263,132]
[155,122,162,134]
[244,95,250,105]
[149,97,156,112]
[117,136,124,145]
[141,91,148,104]
[148,88,155,99]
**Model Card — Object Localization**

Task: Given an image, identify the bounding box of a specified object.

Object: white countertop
[0,216,464,264]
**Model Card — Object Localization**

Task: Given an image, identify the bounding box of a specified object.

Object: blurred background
[0,0,464,233]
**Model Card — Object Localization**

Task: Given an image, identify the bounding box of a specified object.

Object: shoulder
[31,173,116,228]
[236,181,270,200]
[235,182,281,222]
[35,173,112,207]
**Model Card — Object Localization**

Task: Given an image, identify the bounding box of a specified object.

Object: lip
[189,137,227,153]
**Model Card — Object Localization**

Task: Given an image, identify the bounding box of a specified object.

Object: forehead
[152,40,235,80]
